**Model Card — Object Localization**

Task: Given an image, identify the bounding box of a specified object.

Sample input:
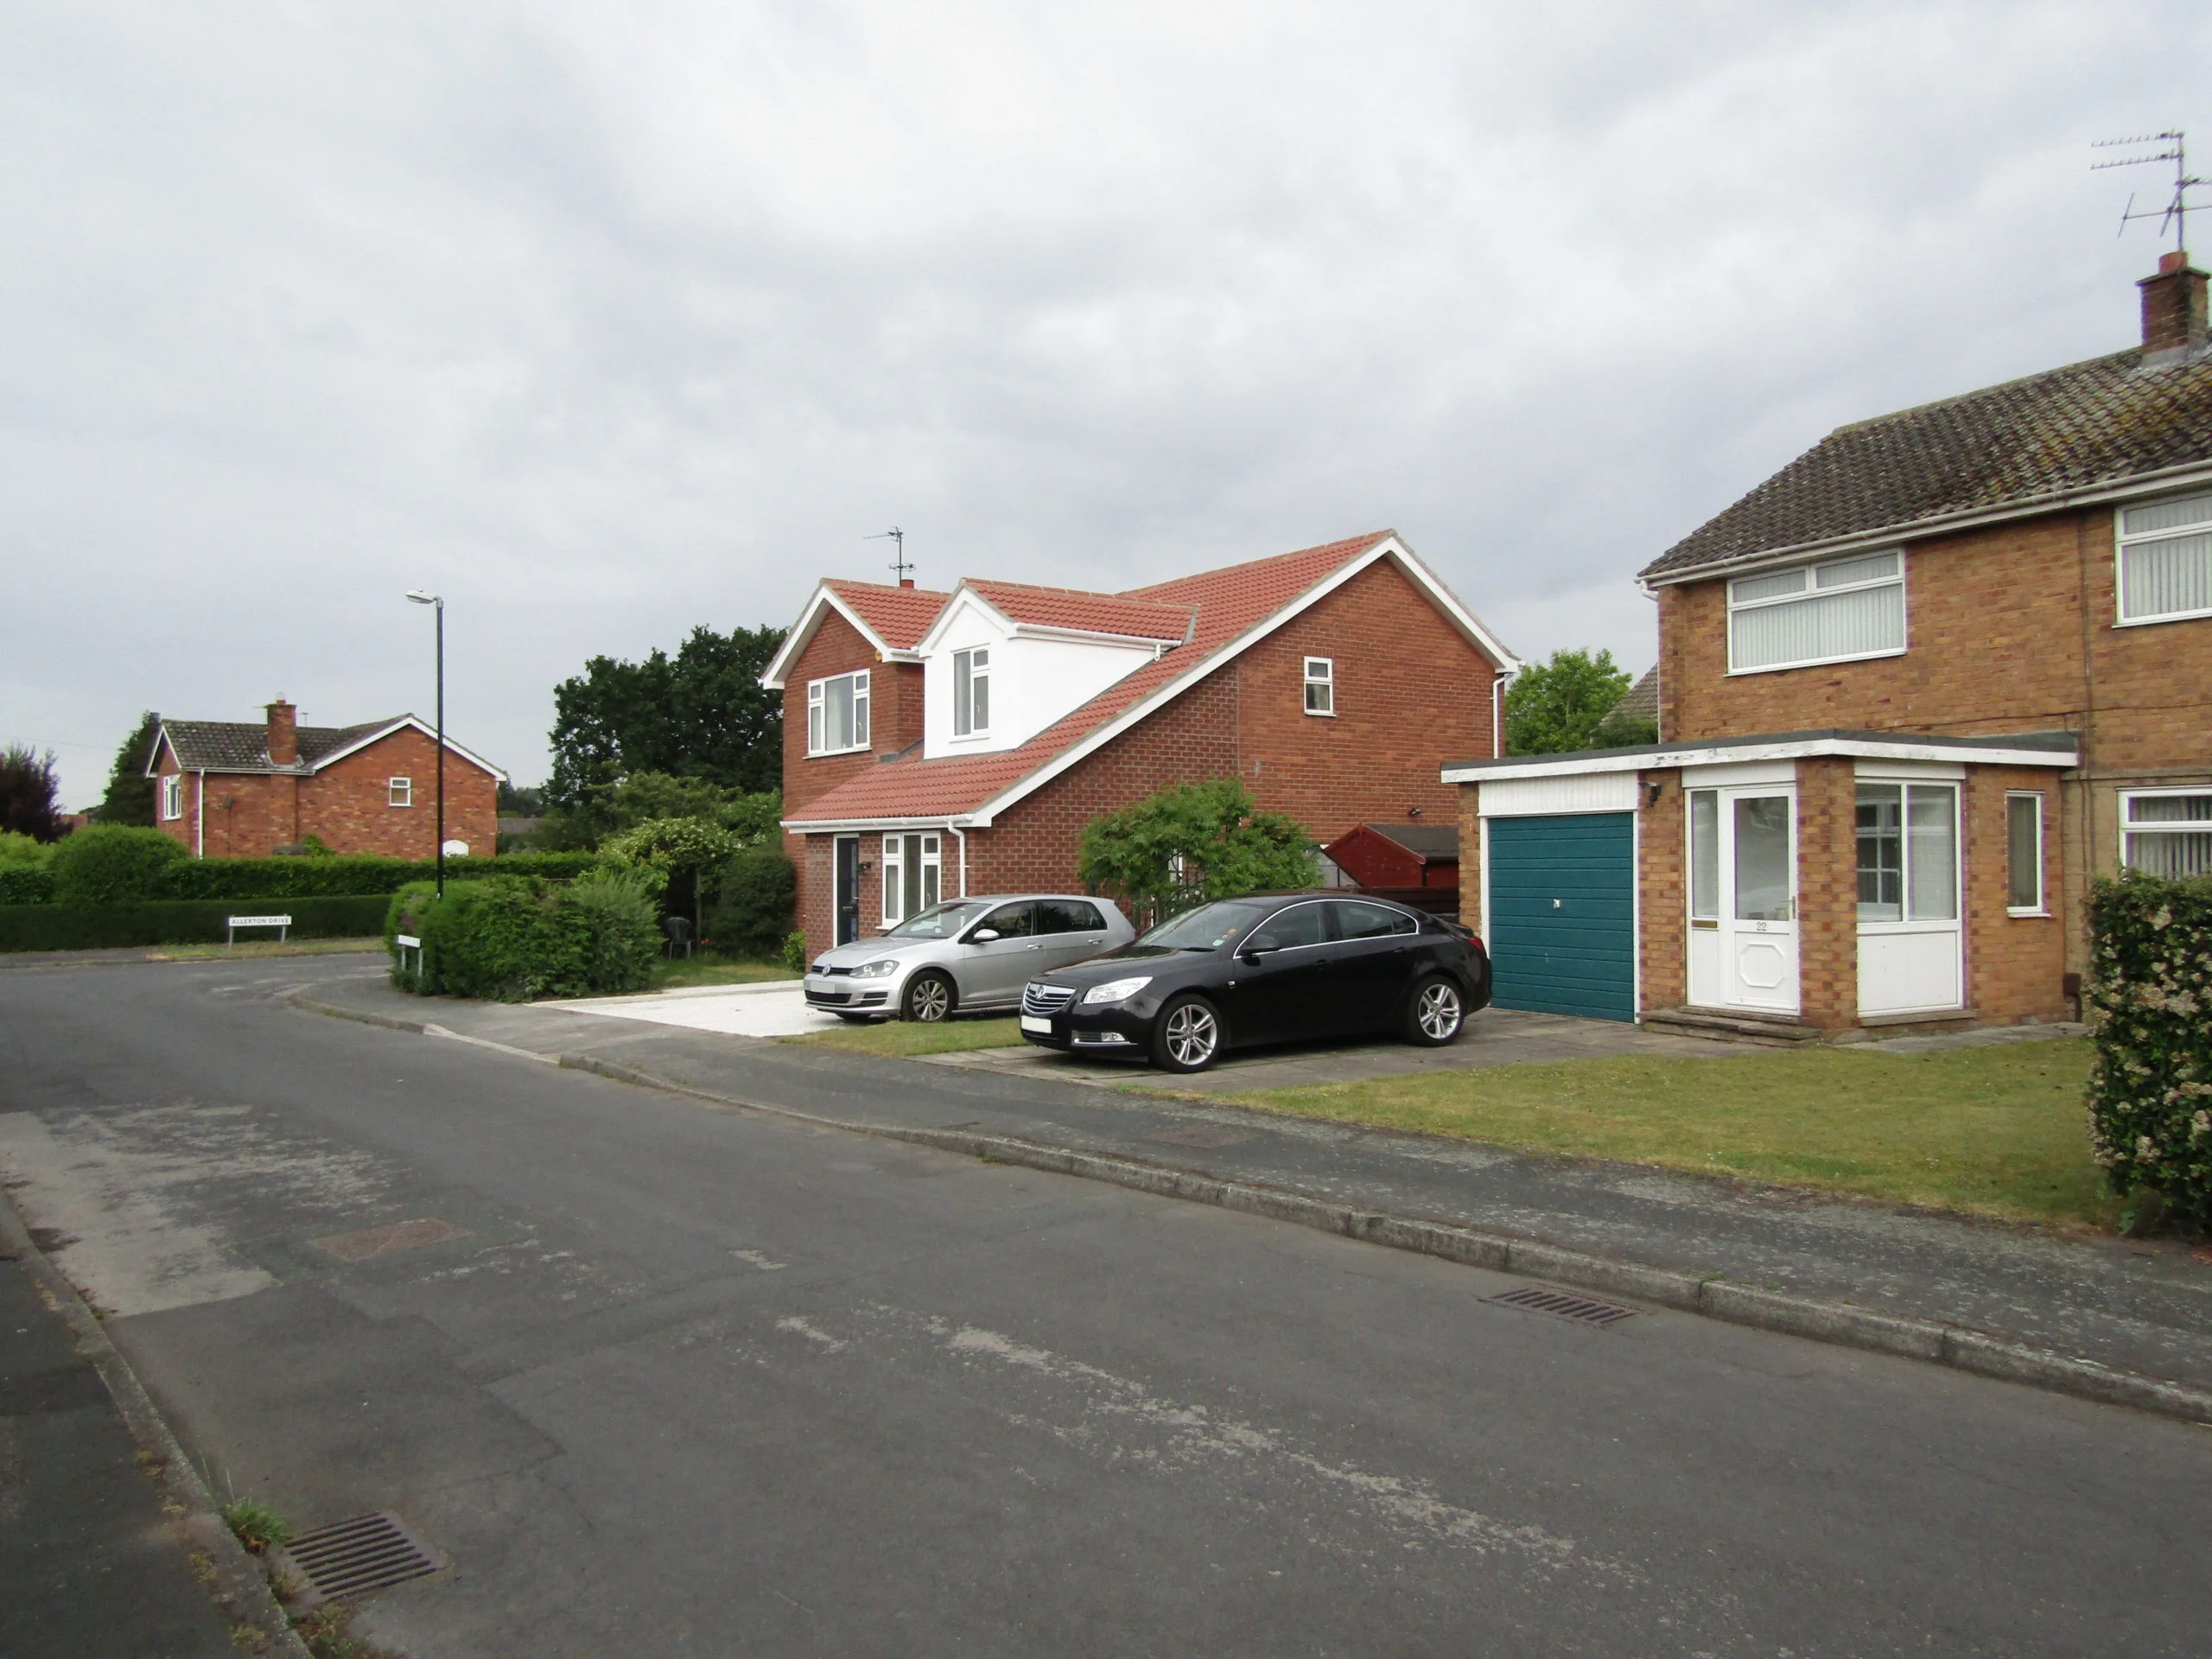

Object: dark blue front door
[1486,813,1635,1021]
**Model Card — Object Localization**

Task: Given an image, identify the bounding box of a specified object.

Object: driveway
[550,978,839,1038]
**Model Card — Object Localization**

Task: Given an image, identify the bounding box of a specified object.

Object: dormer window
[1728,550,1905,673]
[952,647,990,737]
[807,671,870,756]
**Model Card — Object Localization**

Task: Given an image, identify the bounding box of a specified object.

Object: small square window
[1303,657,1334,715]
[389,777,413,807]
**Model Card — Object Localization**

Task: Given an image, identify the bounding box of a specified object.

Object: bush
[1077,779,1316,927]
[707,847,796,956]
[0,866,55,905]
[562,868,662,994]
[156,849,605,902]
[782,930,808,972]
[2085,871,2212,1228]
[387,870,660,1001]
[0,830,49,867]
[47,825,188,905]
[0,896,392,953]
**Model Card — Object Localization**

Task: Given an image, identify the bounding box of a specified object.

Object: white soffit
[1478,773,1639,817]
[1445,734,2077,784]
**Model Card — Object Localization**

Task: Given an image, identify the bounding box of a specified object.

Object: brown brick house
[148,700,505,859]
[1446,250,2211,1034]
[763,532,1521,958]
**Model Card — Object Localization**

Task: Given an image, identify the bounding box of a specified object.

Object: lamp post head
[404,589,442,607]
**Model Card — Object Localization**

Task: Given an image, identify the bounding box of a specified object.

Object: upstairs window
[2122,791,2212,876]
[1304,656,1334,715]
[806,670,870,756]
[1728,550,1905,673]
[162,773,183,821]
[389,777,413,807]
[2117,491,2212,625]
[952,646,990,737]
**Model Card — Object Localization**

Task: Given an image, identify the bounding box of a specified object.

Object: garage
[1484,811,1636,1021]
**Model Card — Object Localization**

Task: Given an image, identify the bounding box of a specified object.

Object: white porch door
[1689,786,1799,1014]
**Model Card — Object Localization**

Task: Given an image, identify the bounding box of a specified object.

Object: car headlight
[1081,976,1153,1005]
[851,958,901,978]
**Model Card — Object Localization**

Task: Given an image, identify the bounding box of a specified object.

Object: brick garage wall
[1454,785,1484,938]
[1963,766,2069,1023]
[1793,756,1859,1032]
[1637,772,1688,1014]
[301,729,497,860]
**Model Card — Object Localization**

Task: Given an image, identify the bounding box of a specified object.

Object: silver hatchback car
[804,894,1135,1023]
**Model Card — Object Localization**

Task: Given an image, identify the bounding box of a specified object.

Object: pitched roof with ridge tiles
[1641,344,2212,582]
[152,716,505,779]
[822,579,952,651]
[789,531,1478,826]
[960,579,1192,641]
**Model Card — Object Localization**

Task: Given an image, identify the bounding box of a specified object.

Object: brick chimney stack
[899,576,915,588]
[265,699,298,766]
[2139,249,2209,353]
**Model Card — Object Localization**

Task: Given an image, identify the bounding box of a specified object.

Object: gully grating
[270,1511,445,1609]
[1484,1285,1639,1327]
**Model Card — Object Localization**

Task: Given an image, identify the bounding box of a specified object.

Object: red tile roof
[963,580,1192,641]
[789,531,1395,825]
[824,580,951,651]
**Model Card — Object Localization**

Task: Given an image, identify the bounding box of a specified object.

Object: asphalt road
[3,955,2209,1656]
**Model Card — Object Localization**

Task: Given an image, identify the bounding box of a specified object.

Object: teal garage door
[1486,813,1635,1021]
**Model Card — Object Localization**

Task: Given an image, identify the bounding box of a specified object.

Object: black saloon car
[1017,893,1491,1072]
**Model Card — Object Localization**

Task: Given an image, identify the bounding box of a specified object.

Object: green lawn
[649,953,800,991]
[783,1015,1027,1057]
[148,937,385,961]
[1224,1039,2119,1230]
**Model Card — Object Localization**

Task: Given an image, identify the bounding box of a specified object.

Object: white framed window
[952,647,990,737]
[162,773,183,821]
[1855,782,1957,923]
[806,670,870,756]
[2006,792,2046,915]
[1728,549,1906,674]
[2116,491,2212,625]
[1303,656,1334,715]
[2121,789,2212,876]
[389,776,413,808]
[1688,789,1719,922]
[881,832,942,925]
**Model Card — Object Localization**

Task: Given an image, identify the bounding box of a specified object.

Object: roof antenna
[865,527,912,585]
[2093,131,2209,249]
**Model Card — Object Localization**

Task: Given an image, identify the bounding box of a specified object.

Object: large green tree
[547,623,786,810]
[1078,779,1316,928]
[0,745,65,841]
[1503,648,1636,756]
[95,711,161,825]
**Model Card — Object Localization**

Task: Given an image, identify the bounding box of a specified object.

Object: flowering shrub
[2085,871,2212,1227]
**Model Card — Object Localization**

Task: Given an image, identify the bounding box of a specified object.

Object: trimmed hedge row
[2086,870,2212,1227]
[0,867,54,905]
[385,874,660,1001]
[0,896,393,953]
[156,851,607,901]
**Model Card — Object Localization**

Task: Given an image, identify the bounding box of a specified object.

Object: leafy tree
[497,781,546,817]
[547,624,786,810]
[0,745,65,842]
[538,772,781,852]
[1503,649,1634,756]
[1588,705,1658,749]
[1078,779,1316,927]
[0,830,51,867]
[95,712,162,825]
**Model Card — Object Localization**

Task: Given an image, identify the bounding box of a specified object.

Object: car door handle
[1024,942,1043,950]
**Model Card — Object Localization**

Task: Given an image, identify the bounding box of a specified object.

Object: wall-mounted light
[1407,805,1423,819]
[1645,779,1665,807]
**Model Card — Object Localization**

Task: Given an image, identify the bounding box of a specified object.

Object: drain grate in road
[271,1511,445,1608]
[1484,1285,1639,1327]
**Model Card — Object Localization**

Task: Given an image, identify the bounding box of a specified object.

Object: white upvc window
[389,776,413,807]
[806,670,871,756]
[2121,789,2212,876]
[1303,656,1334,715]
[2116,490,2212,625]
[2006,791,2046,915]
[1728,549,1906,674]
[952,647,990,737]
[1854,782,1958,923]
[162,773,183,821]
[881,832,942,925]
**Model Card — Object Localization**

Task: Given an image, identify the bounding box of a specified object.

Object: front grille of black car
[1022,983,1075,1017]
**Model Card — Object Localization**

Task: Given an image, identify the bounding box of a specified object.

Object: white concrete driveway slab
[550,979,839,1038]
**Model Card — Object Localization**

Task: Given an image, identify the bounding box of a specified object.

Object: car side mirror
[969,927,1001,943]
[1240,933,1281,959]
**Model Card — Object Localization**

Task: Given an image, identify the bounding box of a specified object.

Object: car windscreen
[882,901,988,940]
[1136,899,1273,950]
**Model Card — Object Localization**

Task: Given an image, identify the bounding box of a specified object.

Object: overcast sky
[6,3,2208,805]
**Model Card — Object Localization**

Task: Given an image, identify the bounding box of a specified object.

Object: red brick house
[764,532,1520,957]
[147,700,505,859]
[1446,250,2212,1036]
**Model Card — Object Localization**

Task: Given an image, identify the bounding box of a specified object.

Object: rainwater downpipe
[947,821,967,897]
[1491,670,1511,758]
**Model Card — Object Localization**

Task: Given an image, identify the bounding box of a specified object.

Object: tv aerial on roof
[865,526,912,583]
[2093,130,2209,249]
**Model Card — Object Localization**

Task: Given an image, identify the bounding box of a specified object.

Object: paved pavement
[4,952,2212,1655]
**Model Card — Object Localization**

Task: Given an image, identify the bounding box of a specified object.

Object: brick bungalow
[1445,249,2212,1037]
[148,700,505,859]
[765,532,1521,958]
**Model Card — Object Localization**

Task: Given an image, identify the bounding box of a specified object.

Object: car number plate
[1020,1014,1054,1034]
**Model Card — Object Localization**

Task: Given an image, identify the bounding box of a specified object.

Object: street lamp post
[404,590,446,897]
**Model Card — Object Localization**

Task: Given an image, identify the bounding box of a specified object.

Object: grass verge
[784,1014,1027,1056]
[146,937,384,961]
[648,953,800,991]
[1224,1039,2118,1230]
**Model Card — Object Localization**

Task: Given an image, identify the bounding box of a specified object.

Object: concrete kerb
[0,1191,315,1659]
[291,993,2212,1431]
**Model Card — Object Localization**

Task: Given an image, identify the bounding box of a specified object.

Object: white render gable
[918,588,1166,760]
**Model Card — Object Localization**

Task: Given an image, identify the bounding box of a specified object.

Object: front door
[1718,790,1797,1014]
[834,836,861,946]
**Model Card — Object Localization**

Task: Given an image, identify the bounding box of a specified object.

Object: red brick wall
[1793,757,1860,1031]
[1637,772,1688,1013]
[1963,766,2068,1023]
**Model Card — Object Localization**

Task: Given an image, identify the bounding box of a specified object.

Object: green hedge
[706,846,796,956]
[1,848,607,905]
[385,872,659,1001]
[0,867,54,905]
[0,896,394,953]
[2086,871,2212,1227]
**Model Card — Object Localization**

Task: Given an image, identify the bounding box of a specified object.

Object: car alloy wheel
[1155,997,1221,1071]
[1409,977,1464,1045]
[903,971,954,1023]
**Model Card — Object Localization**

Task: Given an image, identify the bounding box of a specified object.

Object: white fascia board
[760,585,902,690]
[1007,620,1187,648]
[913,584,1012,656]
[143,728,177,779]
[1442,734,2078,784]
[1380,535,1524,673]
[781,814,979,834]
[1641,459,2212,591]
[311,719,511,782]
